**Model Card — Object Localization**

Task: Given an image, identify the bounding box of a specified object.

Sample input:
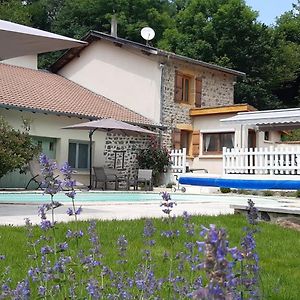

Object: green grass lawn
[0,214,300,299]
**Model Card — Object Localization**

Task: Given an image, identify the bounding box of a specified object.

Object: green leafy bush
[220,187,231,193]
[0,117,39,178]
[137,136,171,185]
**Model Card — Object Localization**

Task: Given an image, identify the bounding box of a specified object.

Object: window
[172,128,200,157]
[264,131,270,141]
[68,141,90,169]
[182,75,190,102]
[203,132,234,155]
[174,71,202,107]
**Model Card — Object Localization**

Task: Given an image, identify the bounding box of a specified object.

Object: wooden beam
[190,104,256,117]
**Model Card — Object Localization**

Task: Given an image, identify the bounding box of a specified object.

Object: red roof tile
[0,63,155,126]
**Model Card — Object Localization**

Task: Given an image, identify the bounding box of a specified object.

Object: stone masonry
[161,60,235,147]
[104,133,151,185]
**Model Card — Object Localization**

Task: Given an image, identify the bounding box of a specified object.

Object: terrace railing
[223,146,300,175]
[170,148,186,173]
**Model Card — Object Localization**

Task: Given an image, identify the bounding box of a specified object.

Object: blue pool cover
[179,176,300,190]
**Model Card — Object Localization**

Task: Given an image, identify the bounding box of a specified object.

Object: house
[50,30,250,175]
[0,63,156,188]
[0,21,157,188]
[1,20,255,189]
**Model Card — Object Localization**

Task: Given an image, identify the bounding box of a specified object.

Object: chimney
[111,15,117,37]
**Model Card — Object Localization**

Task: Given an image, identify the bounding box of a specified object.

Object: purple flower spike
[40,220,52,231]
[160,191,176,216]
[38,286,46,297]
[66,208,73,216]
[75,206,82,215]
[58,242,69,251]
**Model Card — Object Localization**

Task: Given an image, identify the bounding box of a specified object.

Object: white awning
[221,108,300,130]
[0,20,86,60]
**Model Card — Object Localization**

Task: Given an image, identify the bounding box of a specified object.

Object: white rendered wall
[0,108,106,185]
[58,40,162,123]
[192,113,237,175]
[2,55,37,69]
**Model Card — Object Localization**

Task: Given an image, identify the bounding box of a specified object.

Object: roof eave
[50,31,245,77]
[0,103,160,128]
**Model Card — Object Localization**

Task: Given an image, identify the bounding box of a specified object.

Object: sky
[245,0,296,25]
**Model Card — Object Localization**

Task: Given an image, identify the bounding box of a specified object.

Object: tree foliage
[1,0,300,110]
[0,117,40,179]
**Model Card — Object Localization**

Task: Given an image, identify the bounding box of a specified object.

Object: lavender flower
[38,286,46,297]
[183,211,195,236]
[117,235,128,264]
[160,191,177,215]
[39,153,62,196]
[58,242,68,251]
[193,225,240,299]
[12,279,30,300]
[247,199,259,225]
[86,279,101,299]
[143,219,156,247]
[239,200,260,298]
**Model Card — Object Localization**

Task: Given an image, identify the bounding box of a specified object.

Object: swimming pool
[0,192,202,203]
[0,191,280,204]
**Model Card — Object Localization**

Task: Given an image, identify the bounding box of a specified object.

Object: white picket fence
[223,146,300,175]
[170,148,186,173]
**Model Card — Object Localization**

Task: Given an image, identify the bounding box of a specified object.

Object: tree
[270,2,300,107]
[0,0,31,25]
[158,0,278,109]
[0,117,40,179]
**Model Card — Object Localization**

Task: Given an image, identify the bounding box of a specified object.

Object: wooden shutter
[174,71,183,102]
[195,77,202,107]
[172,128,181,149]
[192,130,200,156]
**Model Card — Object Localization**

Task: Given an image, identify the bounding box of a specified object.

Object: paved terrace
[1,191,300,226]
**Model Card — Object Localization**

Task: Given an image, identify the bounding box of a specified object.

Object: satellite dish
[141,27,155,45]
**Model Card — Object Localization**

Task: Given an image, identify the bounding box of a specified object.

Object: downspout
[159,62,165,148]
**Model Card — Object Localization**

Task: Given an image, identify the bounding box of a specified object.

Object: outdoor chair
[26,159,86,190]
[93,167,128,190]
[25,159,54,189]
[130,169,153,191]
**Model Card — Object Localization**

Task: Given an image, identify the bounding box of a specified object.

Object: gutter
[0,103,165,130]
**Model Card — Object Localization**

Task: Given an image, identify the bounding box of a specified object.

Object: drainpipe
[159,63,165,148]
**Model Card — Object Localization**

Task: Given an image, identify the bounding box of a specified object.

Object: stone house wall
[104,133,151,185]
[161,61,235,147]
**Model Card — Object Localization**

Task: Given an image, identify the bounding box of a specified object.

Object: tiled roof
[0,63,156,126]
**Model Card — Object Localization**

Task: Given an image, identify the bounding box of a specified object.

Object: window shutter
[192,130,200,156]
[172,128,181,149]
[195,77,202,107]
[174,71,183,102]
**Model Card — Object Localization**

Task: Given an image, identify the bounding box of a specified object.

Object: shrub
[295,190,300,198]
[220,187,231,193]
[263,190,274,197]
[137,136,171,185]
[0,117,39,178]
